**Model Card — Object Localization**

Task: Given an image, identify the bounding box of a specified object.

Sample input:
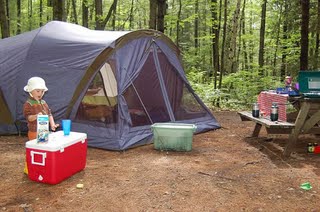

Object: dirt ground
[0,111,319,212]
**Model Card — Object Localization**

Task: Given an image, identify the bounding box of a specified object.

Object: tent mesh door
[75,68,118,126]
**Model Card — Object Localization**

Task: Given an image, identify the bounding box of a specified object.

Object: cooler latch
[30,151,47,166]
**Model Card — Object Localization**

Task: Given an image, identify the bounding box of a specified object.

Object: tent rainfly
[0,21,220,150]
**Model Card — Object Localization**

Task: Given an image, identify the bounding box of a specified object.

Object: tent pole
[130,81,154,124]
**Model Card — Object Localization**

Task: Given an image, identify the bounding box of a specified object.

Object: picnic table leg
[284,102,310,156]
[252,123,262,137]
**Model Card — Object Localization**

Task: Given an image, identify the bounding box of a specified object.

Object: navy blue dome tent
[0,21,220,150]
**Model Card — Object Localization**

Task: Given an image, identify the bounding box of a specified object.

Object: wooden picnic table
[238,96,320,157]
[283,96,320,156]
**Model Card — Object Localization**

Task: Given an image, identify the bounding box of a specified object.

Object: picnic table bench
[238,96,320,156]
[238,111,295,137]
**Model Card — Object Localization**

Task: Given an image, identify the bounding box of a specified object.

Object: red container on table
[314,146,320,154]
[26,131,87,184]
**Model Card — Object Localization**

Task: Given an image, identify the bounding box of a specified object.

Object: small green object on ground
[300,182,312,190]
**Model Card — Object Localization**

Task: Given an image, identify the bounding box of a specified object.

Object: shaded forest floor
[0,111,319,211]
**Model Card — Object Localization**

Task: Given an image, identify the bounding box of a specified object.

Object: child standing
[23,76,59,174]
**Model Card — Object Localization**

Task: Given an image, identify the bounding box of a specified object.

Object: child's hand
[51,123,60,131]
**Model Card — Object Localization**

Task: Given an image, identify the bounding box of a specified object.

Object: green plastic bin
[151,123,197,151]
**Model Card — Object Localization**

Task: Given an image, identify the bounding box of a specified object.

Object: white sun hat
[24,77,48,92]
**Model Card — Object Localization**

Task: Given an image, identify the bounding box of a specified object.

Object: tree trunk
[40,0,43,26]
[149,0,157,29]
[89,3,94,27]
[220,0,227,86]
[5,0,9,33]
[0,0,9,38]
[272,2,283,76]
[82,0,89,28]
[66,0,71,23]
[258,0,267,75]
[241,0,248,71]
[17,0,21,34]
[228,0,241,73]
[313,0,320,69]
[281,0,288,79]
[48,0,53,7]
[112,0,116,30]
[72,0,78,24]
[129,0,134,29]
[237,0,244,72]
[300,0,309,71]
[157,0,166,32]
[237,19,241,71]
[95,0,103,29]
[248,6,254,70]
[211,0,220,88]
[101,0,117,30]
[195,0,199,54]
[218,0,222,89]
[28,0,32,30]
[176,0,181,47]
[53,0,65,21]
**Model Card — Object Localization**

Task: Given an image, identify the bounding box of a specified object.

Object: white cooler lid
[26,131,87,152]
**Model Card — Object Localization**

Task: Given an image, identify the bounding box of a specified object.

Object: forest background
[0,0,318,110]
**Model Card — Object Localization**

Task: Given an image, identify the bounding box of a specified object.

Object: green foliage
[187,70,283,110]
[2,0,319,112]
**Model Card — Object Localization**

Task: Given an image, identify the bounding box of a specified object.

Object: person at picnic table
[23,76,59,174]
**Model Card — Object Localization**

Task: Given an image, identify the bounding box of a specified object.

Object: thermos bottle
[252,103,260,118]
[270,102,278,121]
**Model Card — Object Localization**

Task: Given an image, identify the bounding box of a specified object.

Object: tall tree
[220,0,227,88]
[272,2,283,76]
[53,0,65,21]
[176,0,182,47]
[0,0,10,38]
[95,0,103,29]
[5,0,9,33]
[218,0,222,89]
[157,0,166,32]
[195,0,199,54]
[300,0,309,70]
[72,0,78,24]
[82,0,89,28]
[111,0,116,30]
[258,0,267,75]
[241,0,248,71]
[312,0,320,69]
[211,0,220,88]
[17,0,21,34]
[281,0,288,78]
[129,0,134,29]
[40,0,43,26]
[248,1,254,69]
[100,0,117,30]
[28,0,32,30]
[226,0,241,73]
[149,0,157,29]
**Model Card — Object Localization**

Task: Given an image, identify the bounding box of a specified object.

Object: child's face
[31,89,45,100]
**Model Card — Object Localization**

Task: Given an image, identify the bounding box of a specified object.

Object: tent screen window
[76,62,118,125]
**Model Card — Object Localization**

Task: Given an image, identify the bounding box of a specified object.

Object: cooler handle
[30,151,46,166]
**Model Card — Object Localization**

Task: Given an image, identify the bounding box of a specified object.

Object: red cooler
[26,131,87,184]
